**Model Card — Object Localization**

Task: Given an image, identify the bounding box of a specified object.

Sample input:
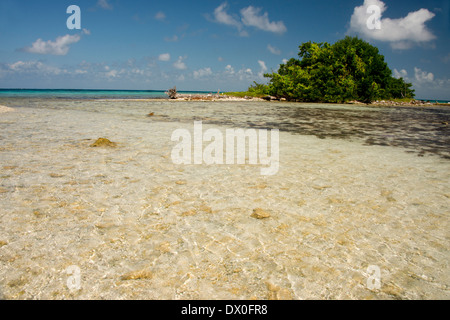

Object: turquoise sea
[0,89,210,99]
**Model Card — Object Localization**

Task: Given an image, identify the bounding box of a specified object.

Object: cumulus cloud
[20,34,81,56]
[393,68,408,79]
[240,6,287,34]
[224,64,235,75]
[257,60,268,79]
[267,44,281,55]
[173,56,187,70]
[213,3,241,29]
[7,61,65,75]
[193,67,213,79]
[212,2,248,37]
[414,67,434,83]
[237,68,253,81]
[158,53,171,61]
[349,0,436,49]
[393,67,434,84]
[209,2,286,36]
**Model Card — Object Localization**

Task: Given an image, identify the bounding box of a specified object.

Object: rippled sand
[0,100,449,300]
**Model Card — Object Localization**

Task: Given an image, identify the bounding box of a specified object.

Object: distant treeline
[250,36,415,103]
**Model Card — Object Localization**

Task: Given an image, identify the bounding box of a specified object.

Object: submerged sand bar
[0,99,448,299]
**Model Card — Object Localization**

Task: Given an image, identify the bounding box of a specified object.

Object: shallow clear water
[0,99,448,300]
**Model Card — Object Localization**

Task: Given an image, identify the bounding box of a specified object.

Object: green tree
[257,36,414,103]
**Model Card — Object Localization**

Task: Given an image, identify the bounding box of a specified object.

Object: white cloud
[173,56,187,70]
[267,44,281,55]
[212,2,248,37]
[7,61,65,75]
[105,69,118,78]
[414,67,434,83]
[257,60,268,79]
[349,0,436,49]
[21,34,81,56]
[158,53,171,62]
[155,11,166,21]
[214,2,241,29]
[97,0,113,10]
[237,68,253,81]
[240,6,287,34]
[225,64,235,75]
[193,67,213,79]
[393,68,408,79]
[209,3,286,36]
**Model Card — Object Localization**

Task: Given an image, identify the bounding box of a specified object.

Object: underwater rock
[120,269,153,281]
[90,138,117,148]
[251,208,271,219]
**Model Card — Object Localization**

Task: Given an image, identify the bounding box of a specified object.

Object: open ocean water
[0,89,211,100]
[0,92,449,300]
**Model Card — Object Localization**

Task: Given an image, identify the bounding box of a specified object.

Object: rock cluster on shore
[165,93,448,107]
[174,93,263,102]
[347,100,448,107]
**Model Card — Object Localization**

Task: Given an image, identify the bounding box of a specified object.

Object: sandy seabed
[0,100,448,300]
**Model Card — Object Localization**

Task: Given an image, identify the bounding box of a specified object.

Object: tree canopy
[253,36,414,103]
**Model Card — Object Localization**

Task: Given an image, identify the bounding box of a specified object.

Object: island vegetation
[227,36,415,104]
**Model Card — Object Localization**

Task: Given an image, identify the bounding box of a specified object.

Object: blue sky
[0,0,449,99]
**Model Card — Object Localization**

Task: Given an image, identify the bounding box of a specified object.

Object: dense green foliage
[256,36,415,103]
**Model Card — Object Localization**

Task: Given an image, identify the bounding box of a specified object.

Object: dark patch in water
[199,104,450,160]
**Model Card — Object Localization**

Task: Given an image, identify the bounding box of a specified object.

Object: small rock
[382,283,404,299]
[156,242,171,253]
[49,173,64,178]
[120,269,153,281]
[199,205,213,213]
[147,112,155,117]
[251,208,271,219]
[266,282,293,300]
[181,209,197,216]
[90,138,117,148]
